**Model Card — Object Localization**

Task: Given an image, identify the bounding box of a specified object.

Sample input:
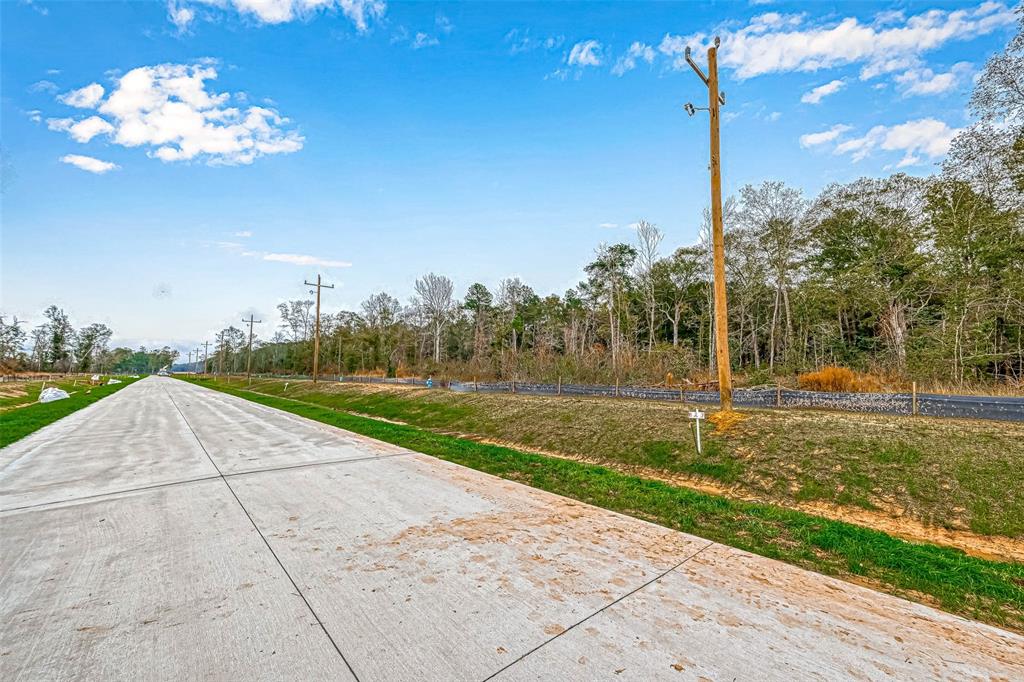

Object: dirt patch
[0,386,28,399]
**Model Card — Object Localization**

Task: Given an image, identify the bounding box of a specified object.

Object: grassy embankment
[183,376,1024,634]
[0,376,140,448]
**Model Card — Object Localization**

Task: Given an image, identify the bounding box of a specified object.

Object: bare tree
[413,273,454,362]
[276,300,314,342]
[634,220,663,354]
[654,246,702,347]
[361,292,403,369]
[738,181,807,371]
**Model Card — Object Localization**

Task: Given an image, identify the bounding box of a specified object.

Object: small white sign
[689,410,705,420]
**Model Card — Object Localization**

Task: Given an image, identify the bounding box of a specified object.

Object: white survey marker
[690,410,705,455]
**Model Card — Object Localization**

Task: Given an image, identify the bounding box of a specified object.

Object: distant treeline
[0,306,176,375]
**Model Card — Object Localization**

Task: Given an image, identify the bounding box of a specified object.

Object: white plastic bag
[106,378,122,385]
[39,387,70,403]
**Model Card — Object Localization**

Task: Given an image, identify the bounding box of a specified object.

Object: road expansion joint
[0,474,223,515]
[222,451,415,479]
[482,540,716,681]
[163,386,363,682]
[1,444,411,517]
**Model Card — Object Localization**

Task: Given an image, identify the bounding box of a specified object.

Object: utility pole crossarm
[684,46,709,85]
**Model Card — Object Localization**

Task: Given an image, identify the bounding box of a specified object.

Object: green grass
[182,376,1024,633]
[0,378,140,448]
[201,376,1024,538]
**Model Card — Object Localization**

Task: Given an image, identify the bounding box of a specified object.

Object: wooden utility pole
[684,36,733,411]
[202,341,211,375]
[242,315,262,384]
[304,275,334,384]
[216,331,225,375]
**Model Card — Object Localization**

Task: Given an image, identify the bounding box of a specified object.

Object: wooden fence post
[511,379,516,394]
[912,381,918,416]
[615,377,619,397]
[557,375,561,396]
[776,384,782,408]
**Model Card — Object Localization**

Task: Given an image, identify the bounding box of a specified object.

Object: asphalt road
[1,376,1021,680]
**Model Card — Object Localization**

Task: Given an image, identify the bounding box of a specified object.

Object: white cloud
[659,2,1015,80]
[567,40,603,67]
[46,62,303,166]
[233,230,253,237]
[47,115,115,142]
[435,14,453,34]
[167,1,195,31]
[894,61,973,96]
[800,79,845,104]
[411,32,439,49]
[612,42,655,76]
[29,80,58,94]
[216,241,350,267]
[833,117,960,165]
[765,111,781,122]
[244,251,351,268]
[59,83,105,108]
[25,109,43,123]
[799,124,852,147]
[337,0,385,32]
[171,0,385,32]
[505,29,564,54]
[23,0,48,16]
[599,222,618,229]
[61,154,119,174]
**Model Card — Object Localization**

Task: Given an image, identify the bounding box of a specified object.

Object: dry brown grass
[797,366,883,392]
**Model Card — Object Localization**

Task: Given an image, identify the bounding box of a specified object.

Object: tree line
[207,21,1022,389]
[0,307,177,375]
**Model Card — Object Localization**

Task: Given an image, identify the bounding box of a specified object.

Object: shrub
[797,366,881,392]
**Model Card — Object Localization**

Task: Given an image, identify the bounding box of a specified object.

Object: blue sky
[1,0,1018,354]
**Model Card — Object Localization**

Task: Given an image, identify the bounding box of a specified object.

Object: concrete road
[1,377,1021,680]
